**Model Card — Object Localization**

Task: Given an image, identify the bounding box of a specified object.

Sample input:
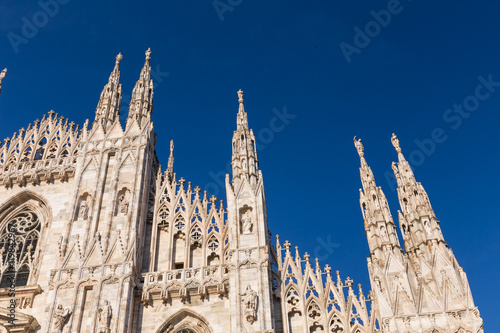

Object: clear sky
[1,0,499,329]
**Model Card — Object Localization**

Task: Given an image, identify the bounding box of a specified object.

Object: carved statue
[391,133,401,152]
[353,136,364,157]
[241,210,253,234]
[79,200,89,219]
[241,285,258,324]
[380,226,389,242]
[52,304,71,333]
[391,162,398,175]
[424,220,432,235]
[97,300,112,332]
[0,68,6,93]
[118,194,129,214]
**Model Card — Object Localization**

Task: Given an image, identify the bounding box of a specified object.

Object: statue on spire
[391,133,402,153]
[0,68,7,94]
[238,89,244,103]
[116,53,123,65]
[353,136,364,157]
[146,48,151,62]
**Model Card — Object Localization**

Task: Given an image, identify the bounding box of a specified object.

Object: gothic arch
[0,190,52,223]
[0,190,52,287]
[155,309,213,333]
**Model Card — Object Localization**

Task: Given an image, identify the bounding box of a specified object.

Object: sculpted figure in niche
[241,210,253,234]
[97,300,112,332]
[424,220,432,235]
[118,194,129,214]
[380,226,389,242]
[52,304,71,333]
[79,199,89,219]
[241,285,258,324]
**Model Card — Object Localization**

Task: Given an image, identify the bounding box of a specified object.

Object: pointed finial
[145,48,151,62]
[238,89,244,103]
[304,252,311,266]
[391,133,401,153]
[167,140,175,174]
[353,136,364,158]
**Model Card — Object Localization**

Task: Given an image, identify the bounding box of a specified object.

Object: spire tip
[237,89,244,104]
[354,136,364,158]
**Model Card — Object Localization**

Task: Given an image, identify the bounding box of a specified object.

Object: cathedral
[0,50,483,333]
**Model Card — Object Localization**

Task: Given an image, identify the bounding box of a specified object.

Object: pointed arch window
[0,208,41,288]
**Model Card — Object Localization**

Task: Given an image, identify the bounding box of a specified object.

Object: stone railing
[141,265,230,306]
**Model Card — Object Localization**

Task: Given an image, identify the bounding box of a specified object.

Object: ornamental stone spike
[167,140,174,175]
[94,53,123,132]
[127,48,154,129]
[356,136,403,282]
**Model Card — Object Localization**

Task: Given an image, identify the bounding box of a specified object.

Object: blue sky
[1,0,499,329]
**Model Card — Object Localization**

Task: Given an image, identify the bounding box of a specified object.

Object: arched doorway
[155,309,212,333]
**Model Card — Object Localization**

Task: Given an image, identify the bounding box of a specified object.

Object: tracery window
[177,329,195,333]
[0,209,41,288]
[174,215,185,231]
[158,206,170,230]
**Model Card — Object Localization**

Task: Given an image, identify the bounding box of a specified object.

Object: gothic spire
[355,137,402,261]
[94,54,123,132]
[126,48,154,129]
[0,68,7,94]
[231,90,259,187]
[390,134,447,256]
[391,133,434,217]
[236,89,249,130]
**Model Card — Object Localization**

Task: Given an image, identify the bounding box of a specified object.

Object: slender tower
[48,51,158,333]
[388,133,483,333]
[93,54,123,133]
[355,137,409,331]
[126,48,154,130]
[225,90,278,332]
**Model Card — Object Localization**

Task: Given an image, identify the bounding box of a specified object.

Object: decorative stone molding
[0,284,41,309]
